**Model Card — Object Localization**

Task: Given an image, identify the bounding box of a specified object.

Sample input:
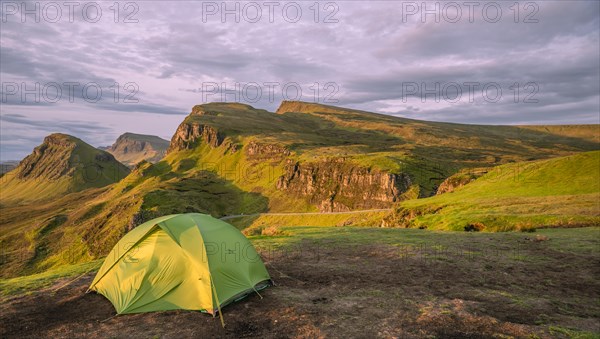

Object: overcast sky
[1,0,599,160]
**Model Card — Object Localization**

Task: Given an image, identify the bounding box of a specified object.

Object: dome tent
[88,213,271,315]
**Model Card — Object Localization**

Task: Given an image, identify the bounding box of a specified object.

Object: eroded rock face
[276,158,412,212]
[167,123,224,153]
[246,141,291,158]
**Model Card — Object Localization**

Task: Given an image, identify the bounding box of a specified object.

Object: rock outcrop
[276,158,412,212]
[246,141,291,158]
[190,105,221,116]
[167,123,224,154]
[436,169,487,195]
[380,205,443,228]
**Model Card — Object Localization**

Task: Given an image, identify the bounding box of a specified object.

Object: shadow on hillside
[141,170,269,219]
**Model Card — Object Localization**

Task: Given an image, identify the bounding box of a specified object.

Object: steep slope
[383,151,600,231]
[102,133,168,167]
[0,134,130,204]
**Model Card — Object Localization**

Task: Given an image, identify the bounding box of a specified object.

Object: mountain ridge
[0,133,130,204]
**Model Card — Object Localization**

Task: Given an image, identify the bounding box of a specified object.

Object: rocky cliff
[167,123,224,153]
[276,100,321,114]
[276,158,412,212]
[167,103,271,154]
[104,133,169,167]
[246,141,291,159]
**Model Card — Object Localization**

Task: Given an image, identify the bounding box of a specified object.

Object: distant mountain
[102,133,169,167]
[0,161,19,176]
[0,133,130,204]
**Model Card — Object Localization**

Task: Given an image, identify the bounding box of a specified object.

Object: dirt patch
[1,239,599,338]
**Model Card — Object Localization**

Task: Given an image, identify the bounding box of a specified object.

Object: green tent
[89,213,271,315]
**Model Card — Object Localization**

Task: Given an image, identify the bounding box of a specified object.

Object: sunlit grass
[0,259,103,298]
[391,151,600,231]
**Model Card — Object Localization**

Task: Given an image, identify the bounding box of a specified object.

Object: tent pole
[209,273,226,328]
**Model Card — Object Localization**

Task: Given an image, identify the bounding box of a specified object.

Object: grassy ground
[1,226,598,338]
[0,260,102,297]
[229,211,389,234]
[0,188,109,278]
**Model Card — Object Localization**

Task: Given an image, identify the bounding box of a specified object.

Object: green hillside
[163,101,600,202]
[384,151,600,231]
[0,134,130,205]
[0,102,598,278]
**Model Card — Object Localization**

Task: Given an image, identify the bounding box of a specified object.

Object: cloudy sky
[1,0,599,160]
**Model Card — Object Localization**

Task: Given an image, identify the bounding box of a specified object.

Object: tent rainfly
[88,213,271,316]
